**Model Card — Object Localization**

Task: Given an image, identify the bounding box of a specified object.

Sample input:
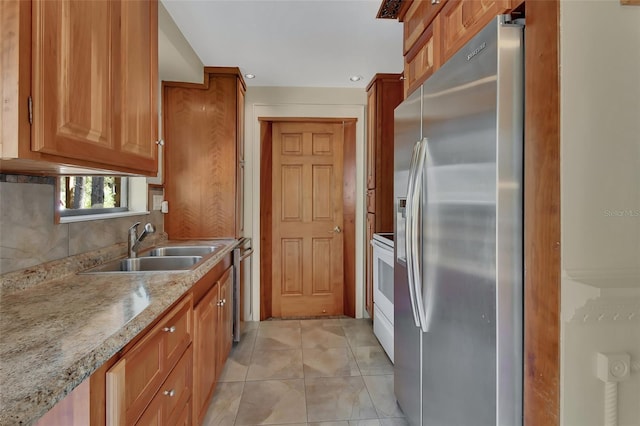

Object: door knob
[333,226,342,233]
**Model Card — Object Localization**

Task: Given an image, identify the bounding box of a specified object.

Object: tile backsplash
[0,175,163,275]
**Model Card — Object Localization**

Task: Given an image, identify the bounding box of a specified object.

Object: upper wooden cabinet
[163,67,246,239]
[365,74,403,232]
[439,0,511,62]
[396,0,514,98]
[0,0,159,176]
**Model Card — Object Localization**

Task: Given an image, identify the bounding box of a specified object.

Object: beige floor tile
[305,376,378,422]
[302,326,348,349]
[259,319,301,329]
[362,375,405,418]
[218,330,256,382]
[201,382,244,426]
[300,318,344,328]
[379,418,409,426]
[349,420,382,426]
[255,327,302,351]
[352,346,393,376]
[344,327,381,349]
[235,379,307,425]
[340,318,373,328]
[246,349,304,381]
[303,347,360,378]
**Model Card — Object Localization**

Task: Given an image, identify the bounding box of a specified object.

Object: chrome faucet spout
[128,222,156,258]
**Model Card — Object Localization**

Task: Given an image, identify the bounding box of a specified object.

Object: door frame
[259,117,357,319]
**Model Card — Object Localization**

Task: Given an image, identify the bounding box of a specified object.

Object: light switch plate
[152,195,163,211]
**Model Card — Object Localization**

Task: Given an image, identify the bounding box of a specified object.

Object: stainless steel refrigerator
[393,16,524,426]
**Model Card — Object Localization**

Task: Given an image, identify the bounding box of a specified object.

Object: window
[59,176,128,216]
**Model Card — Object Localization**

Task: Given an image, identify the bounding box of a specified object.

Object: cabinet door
[112,0,158,173]
[31,0,113,159]
[366,85,377,190]
[440,0,511,62]
[193,282,219,425]
[366,213,376,317]
[404,17,441,98]
[217,267,233,373]
[30,0,158,174]
[164,73,239,239]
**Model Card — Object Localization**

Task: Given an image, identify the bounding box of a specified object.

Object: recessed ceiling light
[245,74,255,79]
[349,75,362,82]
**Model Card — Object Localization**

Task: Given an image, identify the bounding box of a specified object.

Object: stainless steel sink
[146,245,219,257]
[81,256,203,273]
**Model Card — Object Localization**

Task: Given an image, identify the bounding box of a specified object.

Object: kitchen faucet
[128,222,156,258]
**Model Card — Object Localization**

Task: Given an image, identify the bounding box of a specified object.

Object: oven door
[372,239,395,323]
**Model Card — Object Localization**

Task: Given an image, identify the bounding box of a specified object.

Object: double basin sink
[81,244,225,274]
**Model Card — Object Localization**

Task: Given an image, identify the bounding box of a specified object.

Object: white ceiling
[160,0,404,88]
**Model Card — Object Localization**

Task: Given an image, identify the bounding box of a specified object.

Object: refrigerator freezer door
[394,87,423,426]
[419,18,523,426]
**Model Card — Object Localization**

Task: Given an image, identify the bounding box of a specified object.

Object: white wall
[244,86,367,320]
[560,1,640,425]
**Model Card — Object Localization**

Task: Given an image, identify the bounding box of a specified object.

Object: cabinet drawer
[404,16,441,98]
[106,295,193,426]
[367,190,376,214]
[162,296,193,373]
[439,0,511,63]
[135,346,193,426]
[403,0,447,54]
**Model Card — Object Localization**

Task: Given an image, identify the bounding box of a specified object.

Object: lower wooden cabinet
[217,268,233,374]
[106,295,193,426]
[193,265,234,425]
[136,346,193,426]
[193,281,220,425]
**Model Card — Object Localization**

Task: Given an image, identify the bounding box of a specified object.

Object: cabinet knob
[155,139,165,146]
[332,226,342,234]
[164,389,175,397]
[163,326,176,333]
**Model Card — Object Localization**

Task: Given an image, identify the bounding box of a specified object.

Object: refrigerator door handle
[410,137,429,333]
[405,139,422,328]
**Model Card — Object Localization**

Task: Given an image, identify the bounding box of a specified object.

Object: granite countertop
[0,239,239,426]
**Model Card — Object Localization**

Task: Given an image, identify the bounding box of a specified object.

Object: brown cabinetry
[106,295,193,426]
[398,0,513,98]
[163,67,246,239]
[192,265,234,425]
[193,281,219,426]
[193,267,233,424]
[439,0,511,62]
[135,347,193,426]
[0,0,159,176]
[365,74,403,317]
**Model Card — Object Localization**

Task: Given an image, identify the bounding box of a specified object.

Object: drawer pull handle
[164,389,175,397]
[163,326,176,333]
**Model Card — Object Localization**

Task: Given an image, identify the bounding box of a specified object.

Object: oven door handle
[240,248,253,261]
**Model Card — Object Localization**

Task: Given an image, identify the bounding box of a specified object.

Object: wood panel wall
[343,121,357,317]
[523,1,561,424]
[260,121,274,320]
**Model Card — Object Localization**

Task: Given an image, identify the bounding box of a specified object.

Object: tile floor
[201,318,407,426]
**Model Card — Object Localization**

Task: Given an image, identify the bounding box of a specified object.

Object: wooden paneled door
[272,122,345,317]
